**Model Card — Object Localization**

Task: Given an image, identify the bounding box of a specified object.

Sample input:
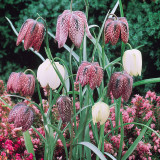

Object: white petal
[133,49,142,76]
[123,50,132,75]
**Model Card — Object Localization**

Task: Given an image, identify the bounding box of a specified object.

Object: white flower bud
[37,59,65,90]
[92,102,110,125]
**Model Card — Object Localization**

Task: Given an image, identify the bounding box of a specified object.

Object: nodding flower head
[104,16,129,45]
[92,102,110,125]
[55,10,92,48]
[16,19,45,52]
[37,59,65,90]
[7,72,35,97]
[56,96,72,123]
[8,102,34,132]
[123,49,142,76]
[107,71,133,102]
[76,61,103,90]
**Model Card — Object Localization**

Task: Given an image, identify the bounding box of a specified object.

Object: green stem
[69,121,74,160]
[96,124,105,160]
[70,0,73,12]
[69,44,77,135]
[23,130,36,160]
[126,43,132,50]
[117,113,124,160]
[133,78,160,87]
[115,98,121,134]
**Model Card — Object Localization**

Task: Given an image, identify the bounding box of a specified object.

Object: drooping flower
[37,59,65,90]
[92,102,110,125]
[76,61,103,90]
[122,49,142,76]
[8,102,34,132]
[104,16,129,45]
[7,72,35,97]
[107,71,133,102]
[55,10,92,48]
[56,96,72,123]
[16,19,45,51]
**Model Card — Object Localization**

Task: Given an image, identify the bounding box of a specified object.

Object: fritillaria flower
[16,19,45,51]
[92,102,110,125]
[123,49,142,76]
[107,72,133,102]
[104,16,129,45]
[8,102,34,132]
[76,61,103,90]
[37,59,65,90]
[56,96,72,123]
[55,10,92,48]
[7,72,35,97]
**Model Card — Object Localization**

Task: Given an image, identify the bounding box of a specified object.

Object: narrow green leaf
[133,78,160,87]
[31,126,46,143]
[121,119,152,160]
[77,142,107,160]
[104,152,117,160]
[117,113,124,160]
[104,57,121,70]
[105,121,160,139]
[48,124,68,160]
[23,130,36,160]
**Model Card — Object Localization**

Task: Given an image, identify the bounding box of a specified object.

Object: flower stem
[126,43,132,50]
[109,13,118,20]
[70,0,73,12]
[96,124,105,160]
[69,120,74,160]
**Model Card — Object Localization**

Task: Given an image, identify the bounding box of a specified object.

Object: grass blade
[104,152,117,160]
[133,78,160,87]
[48,124,68,160]
[121,119,152,160]
[77,142,107,160]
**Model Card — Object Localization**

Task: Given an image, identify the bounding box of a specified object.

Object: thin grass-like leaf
[23,130,36,160]
[104,57,121,70]
[105,121,160,139]
[121,119,152,160]
[31,126,46,143]
[48,124,68,160]
[104,152,117,160]
[77,142,107,160]
[133,78,160,87]
[117,113,124,160]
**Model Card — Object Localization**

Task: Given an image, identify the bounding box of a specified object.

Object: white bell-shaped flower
[37,59,65,90]
[92,102,110,125]
[122,49,142,76]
